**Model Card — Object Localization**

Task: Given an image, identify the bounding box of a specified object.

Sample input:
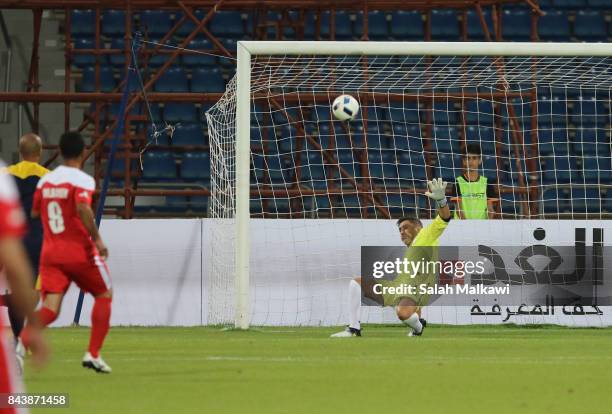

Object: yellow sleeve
[412,215,449,247]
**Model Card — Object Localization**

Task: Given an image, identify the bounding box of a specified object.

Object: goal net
[206,42,611,328]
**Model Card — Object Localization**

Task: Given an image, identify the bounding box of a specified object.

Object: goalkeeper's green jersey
[381,215,450,307]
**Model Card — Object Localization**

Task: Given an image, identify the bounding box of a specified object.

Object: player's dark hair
[465,143,482,156]
[396,216,422,228]
[59,131,85,160]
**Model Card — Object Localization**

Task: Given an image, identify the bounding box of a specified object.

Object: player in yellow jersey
[331,178,451,337]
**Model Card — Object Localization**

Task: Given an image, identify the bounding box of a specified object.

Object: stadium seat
[466,9,493,40]
[190,196,208,212]
[573,128,610,155]
[542,156,578,183]
[162,196,190,213]
[465,99,495,125]
[73,38,97,68]
[537,97,568,127]
[538,10,570,41]
[153,67,189,92]
[573,11,607,41]
[430,9,459,40]
[391,125,423,152]
[176,10,207,36]
[536,129,570,155]
[181,152,210,181]
[541,187,572,214]
[141,10,173,36]
[581,156,612,183]
[359,10,388,39]
[570,187,602,213]
[436,154,462,182]
[102,10,127,37]
[571,97,608,125]
[466,126,496,155]
[108,38,127,67]
[78,66,115,92]
[191,68,225,93]
[390,11,424,40]
[431,102,458,125]
[142,152,177,180]
[145,38,171,67]
[502,9,532,41]
[551,0,587,8]
[432,126,460,154]
[164,103,198,123]
[587,0,610,7]
[182,38,217,67]
[334,11,353,40]
[171,124,206,147]
[398,159,428,183]
[70,10,96,37]
[387,103,421,124]
[209,11,245,38]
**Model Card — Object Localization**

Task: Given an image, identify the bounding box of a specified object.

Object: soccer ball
[332,94,360,121]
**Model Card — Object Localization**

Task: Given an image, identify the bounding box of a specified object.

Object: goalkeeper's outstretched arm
[425,178,451,221]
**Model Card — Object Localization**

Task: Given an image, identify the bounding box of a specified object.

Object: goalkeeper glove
[425,178,448,208]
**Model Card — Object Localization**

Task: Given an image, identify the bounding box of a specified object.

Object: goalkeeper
[331,178,451,338]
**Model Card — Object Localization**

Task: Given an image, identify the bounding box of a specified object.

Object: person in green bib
[454,143,497,219]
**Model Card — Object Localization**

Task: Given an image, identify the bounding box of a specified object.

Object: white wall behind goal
[50,219,612,328]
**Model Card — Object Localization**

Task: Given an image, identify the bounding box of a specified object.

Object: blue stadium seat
[142,152,177,180]
[587,0,610,7]
[573,128,609,155]
[209,11,244,37]
[466,9,493,40]
[481,155,499,177]
[390,11,423,40]
[570,187,602,213]
[191,68,225,93]
[369,163,398,187]
[335,11,353,40]
[359,10,388,39]
[536,129,570,155]
[436,154,462,182]
[387,103,421,124]
[574,11,607,41]
[430,9,459,40]
[431,102,458,125]
[171,123,206,146]
[102,10,126,37]
[397,163,428,183]
[164,103,198,123]
[391,124,423,152]
[189,196,208,212]
[109,38,127,67]
[141,10,173,36]
[538,10,571,41]
[572,97,608,125]
[551,0,587,8]
[432,126,460,154]
[145,38,171,67]
[502,9,532,41]
[182,38,217,67]
[181,152,210,181]
[153,67,189,92]
[311,105,332,122]
[465,100,495,125]
[537,97,568,126]
[466,126,496,155]
[176,10,207,37]
[71,10,96,37]
[162,196,190,213]
[542,156,578,183]
[541,187,571,214]
[582,157,612,183]
[73,38,97,68]
[78,66,115,92]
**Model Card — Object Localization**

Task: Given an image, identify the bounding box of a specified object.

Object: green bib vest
[455,176,488,219]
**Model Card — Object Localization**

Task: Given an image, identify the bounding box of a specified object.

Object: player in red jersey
[19,132,112,374]
[0,163,47,413]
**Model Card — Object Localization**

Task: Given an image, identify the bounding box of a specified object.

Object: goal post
[208,41,612,329]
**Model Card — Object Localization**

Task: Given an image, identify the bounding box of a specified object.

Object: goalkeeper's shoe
[330,326,361,338]
[407,318,427,337]
[15,338,25,375]
[82,352,112,373]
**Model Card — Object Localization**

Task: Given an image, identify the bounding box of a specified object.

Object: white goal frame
[234,41,612,329]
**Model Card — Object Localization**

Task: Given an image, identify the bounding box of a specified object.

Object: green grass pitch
[25,325,612,414]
